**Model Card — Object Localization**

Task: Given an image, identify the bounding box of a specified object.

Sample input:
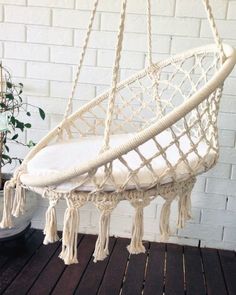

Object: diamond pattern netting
[52,49,222,192]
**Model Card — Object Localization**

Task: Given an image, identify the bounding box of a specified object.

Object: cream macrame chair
[1,0,236,265]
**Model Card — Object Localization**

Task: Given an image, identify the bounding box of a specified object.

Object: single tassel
[159,200,172,241]
[59,196,85,265]
[93,199,117,262]
[0,180,14,228]
[127,196,150,254]
[177,192,192,229]
[11,184,26,218]
[43,199,59,245]
[59,206,79,265]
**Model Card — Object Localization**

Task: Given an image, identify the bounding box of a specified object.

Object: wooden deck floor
[0,229,235,295]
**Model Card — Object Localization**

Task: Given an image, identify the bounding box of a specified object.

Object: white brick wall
[1,0,236,251]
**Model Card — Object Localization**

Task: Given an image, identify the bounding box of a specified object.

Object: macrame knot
[59,195,85,265]
[43,198,59,245]
[0,179,15,229]
[127,193,151,254]
[93,197,118,262]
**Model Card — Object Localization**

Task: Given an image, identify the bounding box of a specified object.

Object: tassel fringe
[159,200,172,241]
[43,200,59,245]
[11,184,26,218]
[127,196,150,254]
[59,206,79,265]
[177,192,192,229]
[0,181,14,228]
[93,198,117,262]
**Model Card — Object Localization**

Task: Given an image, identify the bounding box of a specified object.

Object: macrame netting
[0,0,236,265]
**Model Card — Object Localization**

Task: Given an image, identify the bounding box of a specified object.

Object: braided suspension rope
[147,0,153,67]
[63,0,99,120]
[202,0,226,63]
[101,0,128,152]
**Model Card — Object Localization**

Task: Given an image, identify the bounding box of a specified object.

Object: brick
[168,236,199,247]
[223,226,236,243]
[28,0,74,8]
[176,0,227,19]
[201,19,236,40]
[27,26,73,46]
[19,78,49,97]
[50,81,95,100]
[0,0,25,4]
[219,112,236,131]
[191,193,227,210]
[101,13,200,37]
[220,96,236,113]
[0,23,25,41]
[74,66,111,85]
[200,240,236,251]
[230,165,236,180]
[227,1,236,20]
[219,147,236,164]
[223,77,236,96]
[27,129,48,143]
[50,46,96,66]
[53,9,99,29]
[75,30,170,53]
[205,162,231,179]
[201,208,236,226]
[227,196,236,211]
[192,176,206,193]
[97,50,144,69]
[171,37,211,54]
[27,62,72,82]
[5,42,49,62]
[218,129,235,148]
[5,5,51,26]
[76,0,175,16]
[2,59,26,77]
[206,178,236,196]
[27,96,67,115]
[178,223,223,241]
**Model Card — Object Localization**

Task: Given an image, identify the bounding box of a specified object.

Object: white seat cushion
[27,132,217,191]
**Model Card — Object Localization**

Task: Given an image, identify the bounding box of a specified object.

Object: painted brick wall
[1,0,236,250]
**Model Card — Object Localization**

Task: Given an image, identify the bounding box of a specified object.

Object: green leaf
[5,93,14,100]
[5,145,9,152]
[2,154,11,163]
[11,134,18,140]
[15,120,24,132]
[39,108,45,120]
[26,111,31,116]
[10,116,16,125]
[6,82,12,89]
[27,140,36,148]
[24,123,31,128]
[19,83,23,87]
[0,102,6,108]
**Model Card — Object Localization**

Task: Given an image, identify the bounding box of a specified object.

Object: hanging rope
[202,0,226,63]
[101,0,127,152]
[147,0,153,67]
[63,0,99,120]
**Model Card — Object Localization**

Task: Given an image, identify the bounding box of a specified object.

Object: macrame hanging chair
[1,0,236,265]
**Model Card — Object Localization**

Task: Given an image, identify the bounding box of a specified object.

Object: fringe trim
[43,199,59,245]
[127,196,151,254]
[59,206,79,265]
[0,180,14,228]
[93,198,118,262]
[177,191,192,229]
[159,200,172,241]
[11,184,26,218]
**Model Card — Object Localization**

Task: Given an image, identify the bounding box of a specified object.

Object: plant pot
[0,188,39,241]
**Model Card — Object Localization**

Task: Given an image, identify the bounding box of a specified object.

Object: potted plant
[0,62,46,241]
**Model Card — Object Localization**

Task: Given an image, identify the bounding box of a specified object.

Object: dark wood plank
[143,242,165,295]
[0,230,44,294]
[219,249,236,295]
[184,246,206,295]
[165,244,184,295]
[4,235,61,294]
[98,238,129,295]
[27,234,83,295]
[0,228,35,271]
[74,237,116,295]
[121,242,149,295]
[52,234,97,295]
[201,248,227,295]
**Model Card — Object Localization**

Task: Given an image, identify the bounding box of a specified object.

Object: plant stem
[0,62,3,188]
